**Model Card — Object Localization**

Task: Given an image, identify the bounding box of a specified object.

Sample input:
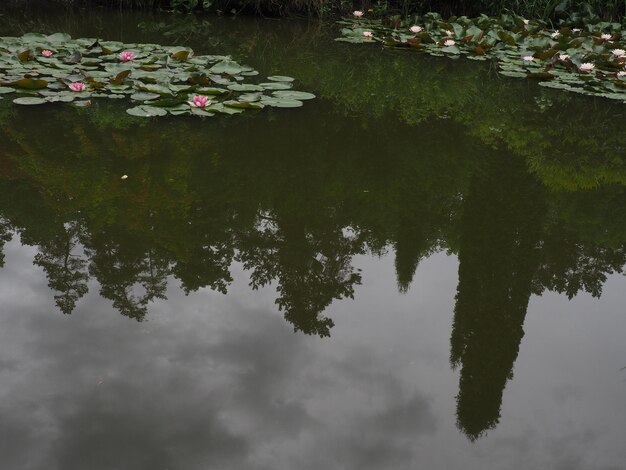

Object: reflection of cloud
[0,240,438,470]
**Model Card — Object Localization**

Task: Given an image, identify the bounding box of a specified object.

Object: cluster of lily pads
[338,12,626,102]
[0,33,315,117]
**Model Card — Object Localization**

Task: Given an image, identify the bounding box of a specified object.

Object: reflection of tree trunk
[451,153,546,441]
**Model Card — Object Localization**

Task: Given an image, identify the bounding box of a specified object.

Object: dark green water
[1,9,626,470]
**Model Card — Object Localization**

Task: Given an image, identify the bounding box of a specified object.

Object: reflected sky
[1,238,625,469]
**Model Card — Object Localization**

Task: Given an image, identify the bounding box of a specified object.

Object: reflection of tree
[450,153,546,441]
[0,217,12,268]
[33,223,89,315]
[238,212,363,337]
[86,232,169,321]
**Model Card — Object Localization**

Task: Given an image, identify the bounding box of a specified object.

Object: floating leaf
[46,32,72,43]
[111,70,131,85]
[227,83,264,92]
[223,100,264,109]
[497,31,517,46]
[126,105,168,117]
[14,78,48,89]
[130,92,160,101]
[13,96,47,105]
[209,61,244,75]
[17,50,32,62]
[190,107,214,116]
[170,49,192,61]
[259,82,292,90]
[267,75,295,82]
[0,87,14,94]
[272,91,316,100]
[260,97,304,108]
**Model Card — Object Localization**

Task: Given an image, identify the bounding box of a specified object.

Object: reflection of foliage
[0,218,12,267]
[450,152,546,440]
[33,223,89,314]
[238,214,363,337]
[86,235,169,320]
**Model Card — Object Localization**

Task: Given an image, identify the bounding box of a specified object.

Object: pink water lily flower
[68,82,86,92]
[363,31,373,38]
[119,50,137,62]
[41,49,53,57]
[444,39,456,47]
[600,33,612,40]
[353,10,363,18]
[579,62,595,72]
[410,25,422,34]
[189,95,211,108]
[612,49,625,57]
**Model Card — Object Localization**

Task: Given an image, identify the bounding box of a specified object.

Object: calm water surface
[1,8,625,470]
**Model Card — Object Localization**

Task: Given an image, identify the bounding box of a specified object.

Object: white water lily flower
[410,25,422,34]
[551,31,560,38]
[618,71,626,77]
[444,39,456,46]
[559,54,569,61]
[523,55,535,62]
[362,31,373,38]
[121,175,128,180]
[445,29,453,36]
[579,62,595,72]
[522,19,530,25]
[600,33,612,40]
[612,49,625,57]
[572,28,581,33]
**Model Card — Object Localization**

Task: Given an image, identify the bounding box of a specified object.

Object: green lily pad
[1,33,314,118]
[260,97,304,108]
[13,96,47,105]
[130,92,160,101]
[272,91,316,100]
[223,100,265,109]
[227,83,264,92]
[267,75,295,82]
[126,105,168,117]
[259,82,293,90]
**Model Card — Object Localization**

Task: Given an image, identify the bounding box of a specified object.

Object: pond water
[1,8,626,470]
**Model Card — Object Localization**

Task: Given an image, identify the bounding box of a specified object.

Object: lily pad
[13,96,47,105]
[14,78,48,89]
[130,92,160,101]
[260,97,304,108]
[259,82,293,90]
[126,105,168,117]
[267,75,295,82]
[2,33,314,117]
[272,91,316,100]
